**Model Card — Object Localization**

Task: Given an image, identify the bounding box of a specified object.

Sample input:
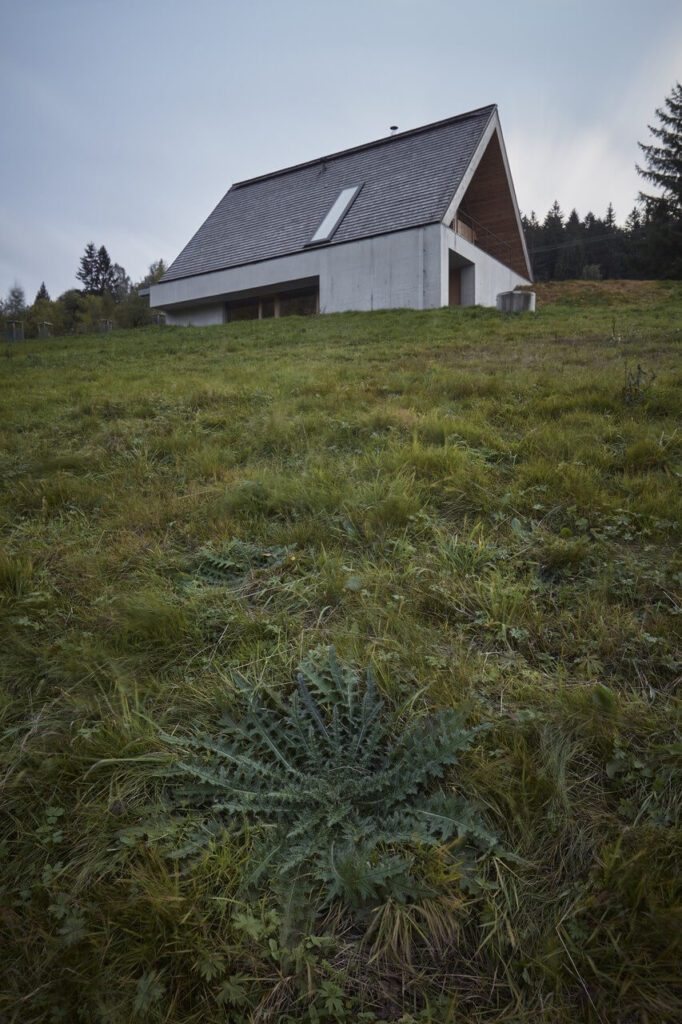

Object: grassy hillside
[1,282,681,1023]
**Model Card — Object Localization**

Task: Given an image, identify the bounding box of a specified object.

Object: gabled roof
[161,105,496,283]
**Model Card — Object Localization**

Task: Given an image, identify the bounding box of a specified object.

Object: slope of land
[1,282,681,1023]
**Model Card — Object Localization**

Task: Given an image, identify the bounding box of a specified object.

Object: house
[150,104,532,325]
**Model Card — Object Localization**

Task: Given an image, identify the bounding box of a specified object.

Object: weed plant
[1,281,681,1022]
[160,648,498,947]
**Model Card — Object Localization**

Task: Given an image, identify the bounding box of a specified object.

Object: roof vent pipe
[389,125,399,134]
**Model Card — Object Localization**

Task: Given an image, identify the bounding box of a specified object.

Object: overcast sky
[1,0,681,300]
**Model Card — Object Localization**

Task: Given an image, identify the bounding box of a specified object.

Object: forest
[523,199,681,281]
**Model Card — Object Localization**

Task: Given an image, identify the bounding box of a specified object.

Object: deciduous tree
[110,263,131,301]
[138,259,167,288]
[4,283,26,318]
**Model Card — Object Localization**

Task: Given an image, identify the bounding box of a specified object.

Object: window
[225,284,319,323]
[279,289,318,317]
[227,299,259,321]
[309,185,362,244]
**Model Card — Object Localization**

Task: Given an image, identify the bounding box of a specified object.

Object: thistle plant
[163,649,497,936]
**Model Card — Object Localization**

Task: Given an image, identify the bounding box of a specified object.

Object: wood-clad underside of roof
[457,133,529,279]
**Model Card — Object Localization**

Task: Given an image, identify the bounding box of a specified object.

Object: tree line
[521,200,678,281]
[0,244,168,338]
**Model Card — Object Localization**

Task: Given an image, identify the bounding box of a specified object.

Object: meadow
[1,280,680,1023]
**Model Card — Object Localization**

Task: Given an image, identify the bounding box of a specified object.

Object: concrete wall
[322,224,442,312]
[152,223,530,324]
[165,303,225,327]
[442,226,529,307]
[152,225,443,324]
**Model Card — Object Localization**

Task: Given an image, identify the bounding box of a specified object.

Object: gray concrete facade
[151,224,444,325]
[151,222,529,326]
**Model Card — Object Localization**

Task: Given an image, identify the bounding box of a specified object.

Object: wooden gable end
[449,127,531,280]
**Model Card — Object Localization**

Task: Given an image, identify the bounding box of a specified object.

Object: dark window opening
[227,299,259,322]
[279,289,318,317]
[225,284,319,323]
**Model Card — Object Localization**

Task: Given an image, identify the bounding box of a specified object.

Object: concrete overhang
[152,275,319,312]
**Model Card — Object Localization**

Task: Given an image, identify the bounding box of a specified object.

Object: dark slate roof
[161,105,496,283]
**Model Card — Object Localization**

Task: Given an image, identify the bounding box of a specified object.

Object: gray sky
[1,0,681,300]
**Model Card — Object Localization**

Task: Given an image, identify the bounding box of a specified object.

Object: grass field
[1,281,681,1023]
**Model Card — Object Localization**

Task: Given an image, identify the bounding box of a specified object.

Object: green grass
[1,281,681,1022]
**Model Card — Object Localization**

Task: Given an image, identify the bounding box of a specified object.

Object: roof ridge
[231,104,497,190]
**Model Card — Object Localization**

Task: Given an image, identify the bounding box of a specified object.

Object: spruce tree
[76,243,119,295]
[624,207,646,277]
[601,204,623,278]
[521,213,542,279]
[625,207,642,232]
[637,82,682,217]
[637,83,682,277]
[35,282,50,303]
[95,246,115,296]
[541,201,565,280]
[557,208,584,279]
[77,242,98,293]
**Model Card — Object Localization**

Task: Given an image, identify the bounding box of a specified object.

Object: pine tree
[557,208,584,279]
[601,204,623,278]
[521,213,542,279]
[541,201,565,280]
[636,83,682,277]
[625,207,642,232]
[581,212,602,279]
[624,207,647,277]
[77,242,98,293]
[76,243,119,295]
[637,82,682,217]
[34,282,50,304]
[95,246,115,296]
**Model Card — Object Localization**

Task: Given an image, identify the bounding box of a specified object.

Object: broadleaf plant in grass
[161,648,498,941]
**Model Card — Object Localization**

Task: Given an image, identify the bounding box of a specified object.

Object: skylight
[309,185,362,244]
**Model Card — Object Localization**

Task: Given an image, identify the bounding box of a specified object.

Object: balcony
[452,210,513,269]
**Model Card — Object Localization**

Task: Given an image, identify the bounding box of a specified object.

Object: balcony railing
[453,210,512,267]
